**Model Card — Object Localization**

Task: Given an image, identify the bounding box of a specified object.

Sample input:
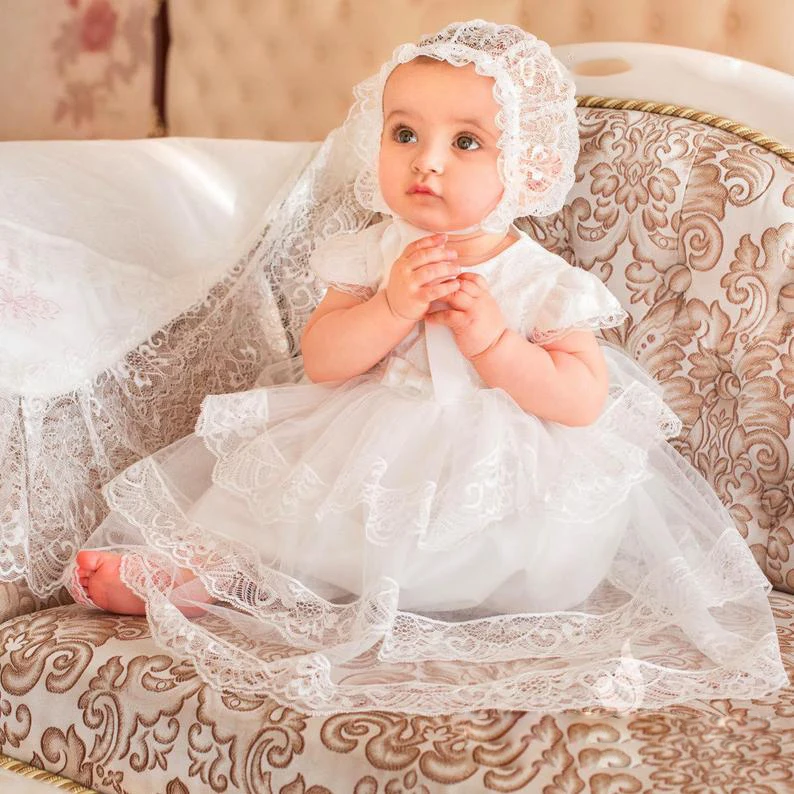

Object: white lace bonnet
[345,19,579,233]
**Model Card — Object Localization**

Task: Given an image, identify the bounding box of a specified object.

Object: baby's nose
[411,144,445,175]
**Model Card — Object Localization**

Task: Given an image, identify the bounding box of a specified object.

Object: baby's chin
[385,206,480,234]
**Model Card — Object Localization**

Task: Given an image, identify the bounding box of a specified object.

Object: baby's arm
[472,329,609,426]
[301,288,415,382]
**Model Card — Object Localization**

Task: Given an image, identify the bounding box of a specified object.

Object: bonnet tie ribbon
[379,220,474,405]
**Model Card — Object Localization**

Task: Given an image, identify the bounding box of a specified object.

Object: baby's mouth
[408,184,439,197]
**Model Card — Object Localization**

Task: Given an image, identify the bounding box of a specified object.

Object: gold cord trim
[0,753,98,793]
[576,95,794,163]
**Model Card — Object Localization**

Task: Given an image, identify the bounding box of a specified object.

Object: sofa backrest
[164,0,794,140]
[522,103,794,592]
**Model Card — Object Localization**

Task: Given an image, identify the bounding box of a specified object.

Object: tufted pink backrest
[166,0,794,140]
[521,106,794,592]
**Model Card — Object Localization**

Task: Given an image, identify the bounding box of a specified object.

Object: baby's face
[378,59,504,232]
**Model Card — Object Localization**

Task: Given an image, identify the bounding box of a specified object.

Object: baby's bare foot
[75,550,147,615]
[75,550,210,617]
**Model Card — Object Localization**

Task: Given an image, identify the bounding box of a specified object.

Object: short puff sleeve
[530,264,628,344]
[309,223,387,301]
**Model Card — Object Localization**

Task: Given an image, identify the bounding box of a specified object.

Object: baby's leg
[75,550,210,617]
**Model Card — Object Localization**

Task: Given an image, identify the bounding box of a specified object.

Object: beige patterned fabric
[0,106,792,790]
[166,0,794,140]
[0,595,791,793]
[0,581,70,625]
[521,109,794,592]
[0,0,157,141]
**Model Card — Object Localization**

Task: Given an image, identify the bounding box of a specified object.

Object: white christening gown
[72,218,788,715]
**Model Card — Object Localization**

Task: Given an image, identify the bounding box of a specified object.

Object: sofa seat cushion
[0,598,792,794]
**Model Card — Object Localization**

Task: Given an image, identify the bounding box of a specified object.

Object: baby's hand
[385,234,461,322]
[426,272,507,359]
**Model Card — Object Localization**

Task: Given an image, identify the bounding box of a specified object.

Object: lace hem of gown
[109,460,770,663]
[114,545,786,716]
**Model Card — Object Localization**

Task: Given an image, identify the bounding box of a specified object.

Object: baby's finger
[408,245,458,270]
[454,277,483,298]
[413,260,461,286]
[427,308,467,329]
[403,233,447,257]
[457,271,489,291]
[445,289,475,310]
[420,279,461,302]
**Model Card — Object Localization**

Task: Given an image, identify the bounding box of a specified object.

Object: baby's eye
[394,127,417,144]
[455,135,480,151]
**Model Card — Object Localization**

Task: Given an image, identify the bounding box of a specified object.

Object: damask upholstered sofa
[0,100,793,792]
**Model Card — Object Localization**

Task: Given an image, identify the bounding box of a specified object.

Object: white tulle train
[71,347,788,715]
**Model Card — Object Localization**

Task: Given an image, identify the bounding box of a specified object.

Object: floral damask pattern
[523,109,794,594]
[0,594,791,793]
[52,0,152,130]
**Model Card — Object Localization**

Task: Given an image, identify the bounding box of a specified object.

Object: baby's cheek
[472,179,504,216]
[468,164,503,205]
[377,150,397,188]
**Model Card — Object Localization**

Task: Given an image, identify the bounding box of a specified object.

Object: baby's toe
[75,549,104,573]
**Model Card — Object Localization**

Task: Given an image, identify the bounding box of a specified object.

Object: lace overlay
[1,237,290,596]
[3,131,375,596]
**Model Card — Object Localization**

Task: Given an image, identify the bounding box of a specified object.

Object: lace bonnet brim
[344,19,579,233]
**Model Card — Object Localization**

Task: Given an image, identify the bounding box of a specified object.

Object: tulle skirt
[71,347,788,714]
